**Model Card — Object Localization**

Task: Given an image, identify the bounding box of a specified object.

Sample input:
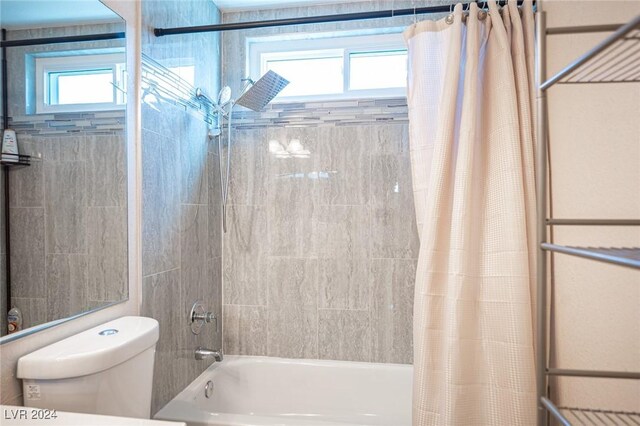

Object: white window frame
[35,53,126,114]
[248,32,407,103]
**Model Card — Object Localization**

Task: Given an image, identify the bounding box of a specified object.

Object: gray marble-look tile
[370,259,415,364]
[87,207,128,302]
[223,204,267,305]
[266,127,319,206]
[42,136,86,162]
[224,204,266,257]
[316,126,370,206]
[208,152,222,259]
[10,297,46,330]
[141,269,183,413]
[370,123,410,156]
[45,254,88,322]
[10,208,45,298]
[267,201,317,258]
[44,161,86,254]
[86,134,126,207]
[318,309,371,362]
[370,152,419,259]
[316,205,369,259]
[140,269,180,351]
[9,138,43,208]
[180,115,209,205]
[223,254,267,306]
[267,257,317,308]
[267,305,317,359]
[141,129,180,276]
[227,128,268,206]
[223,305,267,356]
[180,204,209,316]
[318,258,370,310]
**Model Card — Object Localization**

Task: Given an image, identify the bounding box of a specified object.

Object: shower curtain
[404,0,537,424]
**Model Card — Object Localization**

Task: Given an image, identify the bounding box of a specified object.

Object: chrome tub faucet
[195,347,223,362]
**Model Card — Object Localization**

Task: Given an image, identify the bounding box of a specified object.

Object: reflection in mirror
[0,1,128,339]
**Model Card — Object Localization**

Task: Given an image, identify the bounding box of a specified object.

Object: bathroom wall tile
[227,128,268,206]
[45,254,87,322]
[318,309,371,362]
[142,269,182,351]
[316,126,370,206]
[141,268,184,413]
[318,258,370,310]
[44,161,86,254]
[316,205,370,259]
[141,129,180,276]
[267,258,317,307]
[180,204,209,317]
[180,115,209,205]
[370,123,410,156]
[9,137,43,208]
[208,152,222,259]
[223,204,267,305]
[86,135,126,207]
[87,207,128,302]
[223,254,267,306]
[267,306,318,359]
[370,259,416,364]
[141,102,184,140]
[266,127,320,206]
[224,204,266,257]
[223,305,267,356]
[42,136,86,162]
[267,201,317,258]
[370,153,419,259]
[10,297,46,330]
[10,208,45,298]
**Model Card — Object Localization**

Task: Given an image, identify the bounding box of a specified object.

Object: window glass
[249,32,407,101]
[50,69,114,105]
[349,50,407,90]
[265,55,343,97]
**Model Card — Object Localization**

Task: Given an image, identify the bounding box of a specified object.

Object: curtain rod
[0,32,125,48]
[154,0,527,37]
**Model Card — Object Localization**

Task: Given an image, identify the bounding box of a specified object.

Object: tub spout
[195,347,223,362]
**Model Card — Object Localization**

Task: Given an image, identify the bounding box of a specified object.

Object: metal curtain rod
[0,32,125,48]
[154,0,527,37]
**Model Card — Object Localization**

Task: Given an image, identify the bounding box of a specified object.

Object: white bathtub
[154,355,412,426]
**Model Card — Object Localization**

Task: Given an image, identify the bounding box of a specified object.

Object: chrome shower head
[218,86,232,106]
[235,70,289,112]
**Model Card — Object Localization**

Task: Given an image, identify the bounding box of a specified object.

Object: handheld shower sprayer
[200,71,289,234]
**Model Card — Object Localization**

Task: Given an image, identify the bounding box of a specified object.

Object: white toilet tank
[17,316,159,419]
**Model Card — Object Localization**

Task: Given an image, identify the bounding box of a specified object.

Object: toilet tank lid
[17,316,159,380]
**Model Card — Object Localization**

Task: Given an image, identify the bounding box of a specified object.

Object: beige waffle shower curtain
[404,0,537,424]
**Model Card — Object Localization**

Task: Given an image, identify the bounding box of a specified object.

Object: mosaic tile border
[8,110,125,137]
[230,97,408,130]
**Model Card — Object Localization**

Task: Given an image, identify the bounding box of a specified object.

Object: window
[248,32,407,102]
[35,53,126,113]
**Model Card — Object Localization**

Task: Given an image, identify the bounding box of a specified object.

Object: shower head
[218,86,232,106]
[235,70,289,112]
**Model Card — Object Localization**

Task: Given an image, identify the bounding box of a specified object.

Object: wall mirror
[0,0,128,342]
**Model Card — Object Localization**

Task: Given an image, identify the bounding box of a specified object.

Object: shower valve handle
[189,300,219,334]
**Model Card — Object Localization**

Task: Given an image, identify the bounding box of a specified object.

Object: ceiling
[0,0,121,29]
[213,0,374,12]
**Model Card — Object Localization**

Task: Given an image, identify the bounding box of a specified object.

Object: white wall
[0,0,141,406]
[543,0,640,412]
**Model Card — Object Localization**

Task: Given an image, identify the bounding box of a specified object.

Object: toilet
[16,316,159,419]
